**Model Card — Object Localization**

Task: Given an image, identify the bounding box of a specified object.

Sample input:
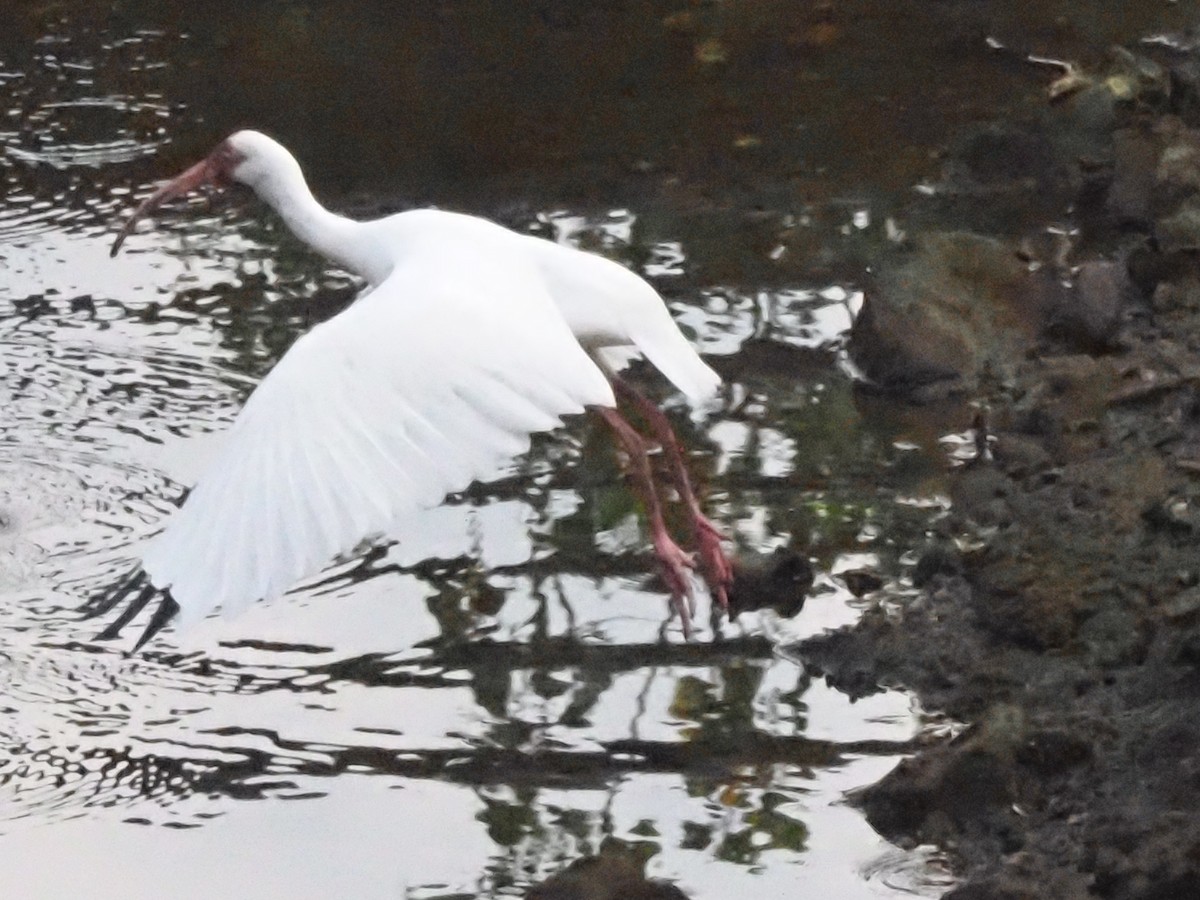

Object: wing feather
[136,251,614,632]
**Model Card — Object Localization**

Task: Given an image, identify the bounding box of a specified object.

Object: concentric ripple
[5,96,170,170]
[0,311,250,605]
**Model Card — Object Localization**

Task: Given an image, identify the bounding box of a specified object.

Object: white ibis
[87,130,732,650]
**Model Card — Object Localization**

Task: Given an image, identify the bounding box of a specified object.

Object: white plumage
[90,130,724,648]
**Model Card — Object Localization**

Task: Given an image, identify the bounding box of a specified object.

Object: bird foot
[693,516,734,611]
[652,531,696,636]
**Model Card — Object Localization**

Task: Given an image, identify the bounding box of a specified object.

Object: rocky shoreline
[798,38,1200,900]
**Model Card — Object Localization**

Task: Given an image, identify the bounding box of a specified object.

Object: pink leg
[595,406,696,636]
[613,378,733,610]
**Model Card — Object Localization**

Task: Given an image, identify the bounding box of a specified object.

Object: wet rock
[794,619,889,700]
[1052,260,1127,350]
[840,569,883,598]
[856,705,1028,847]
[526,849,689,900]
[849,233,1059,395]
[796,578,992,705]
[725,546,813,618]
[912,543,964,588]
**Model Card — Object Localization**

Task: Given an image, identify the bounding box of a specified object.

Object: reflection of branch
[2,726,927,815]
[209,635,782,694]
[630,666,656,742]
[156,728,929,795]
[550,574,577,634]
[438,634,774,671]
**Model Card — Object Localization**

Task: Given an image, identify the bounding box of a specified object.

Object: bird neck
[252,166,392,286]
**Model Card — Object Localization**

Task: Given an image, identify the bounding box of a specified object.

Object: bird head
[109,129,293,257]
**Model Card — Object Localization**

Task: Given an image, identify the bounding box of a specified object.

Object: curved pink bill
[109,158,219,258]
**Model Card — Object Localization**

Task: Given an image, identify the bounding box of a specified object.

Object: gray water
[2,2,1192,897]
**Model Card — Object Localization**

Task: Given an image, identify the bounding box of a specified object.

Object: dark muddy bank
[802,34,1200,900]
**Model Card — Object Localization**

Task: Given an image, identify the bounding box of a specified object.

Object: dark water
[1,2,1192,898]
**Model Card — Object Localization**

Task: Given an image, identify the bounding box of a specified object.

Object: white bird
[87,130,732,650]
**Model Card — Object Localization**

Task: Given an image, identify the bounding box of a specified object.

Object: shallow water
[1,2,1192,898]
[2,200,946,896]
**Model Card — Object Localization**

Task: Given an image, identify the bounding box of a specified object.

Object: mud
[800,38,1200,900]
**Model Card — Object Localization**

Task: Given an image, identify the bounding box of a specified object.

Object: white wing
[140,249,615,628]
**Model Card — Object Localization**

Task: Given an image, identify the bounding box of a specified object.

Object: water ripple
[0,313,252,608]
[5,95,168,170]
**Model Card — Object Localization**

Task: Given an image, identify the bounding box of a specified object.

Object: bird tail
[651,344,720,405]
[631,317,721,404]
